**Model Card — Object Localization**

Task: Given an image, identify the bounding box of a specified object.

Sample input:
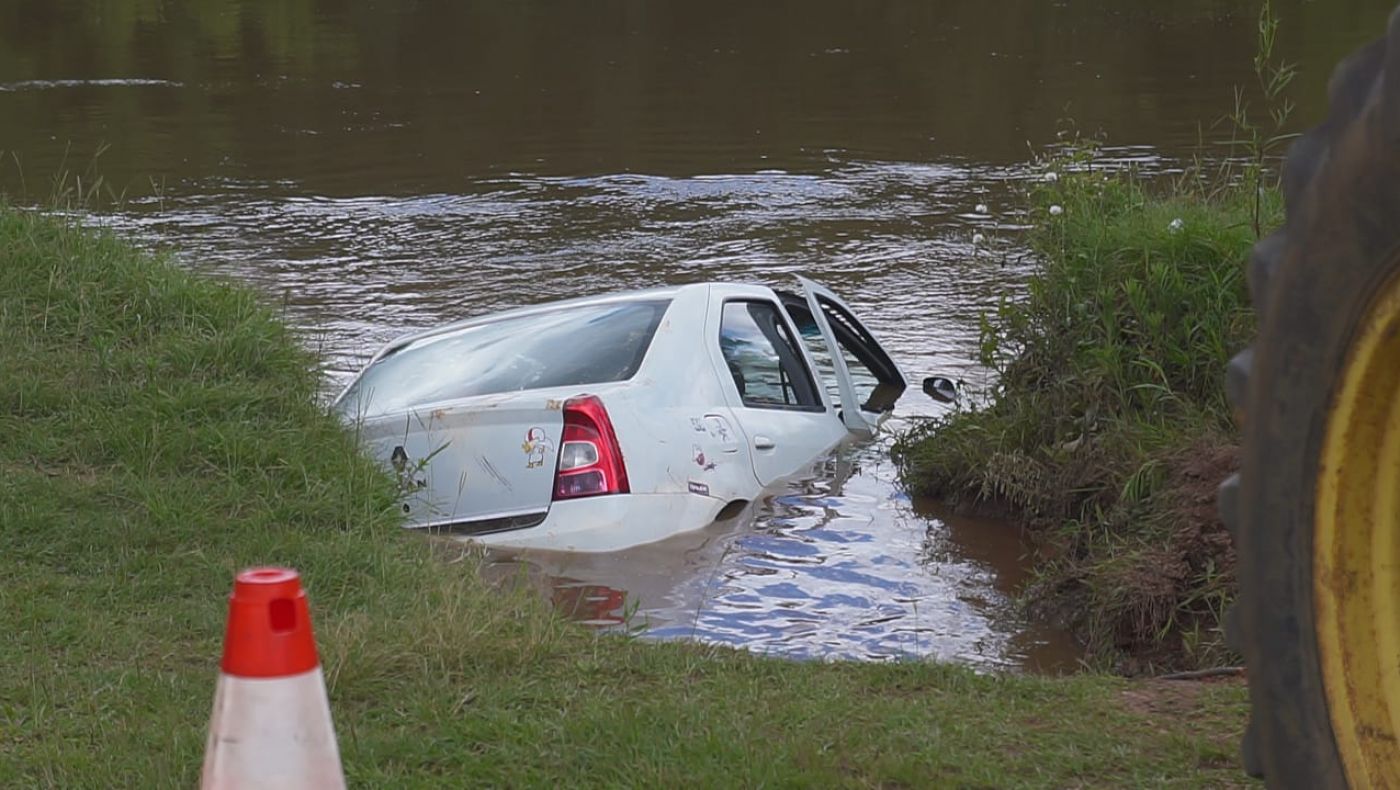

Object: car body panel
[351,391,566,527]
[577,286,758,506]
[470,491,729,553]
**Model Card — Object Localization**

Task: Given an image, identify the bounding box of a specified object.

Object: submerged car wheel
[1222,12,1400,786]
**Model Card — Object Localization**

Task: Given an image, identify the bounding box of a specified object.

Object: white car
[334,276,906,552]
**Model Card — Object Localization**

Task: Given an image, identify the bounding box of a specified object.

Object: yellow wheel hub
[1316,266,1400,787]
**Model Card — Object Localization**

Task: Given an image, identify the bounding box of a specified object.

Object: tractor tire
[1222,8,1400,787]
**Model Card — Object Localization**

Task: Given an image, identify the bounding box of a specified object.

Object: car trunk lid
[353,394,566,530]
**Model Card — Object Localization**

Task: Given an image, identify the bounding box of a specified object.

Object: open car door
[780,276,906,436]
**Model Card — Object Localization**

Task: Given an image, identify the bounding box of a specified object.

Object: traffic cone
[201,567,345,789]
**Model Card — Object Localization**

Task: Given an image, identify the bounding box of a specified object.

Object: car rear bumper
[460,492,727,553]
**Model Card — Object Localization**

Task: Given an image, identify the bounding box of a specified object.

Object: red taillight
[552,395,629,500]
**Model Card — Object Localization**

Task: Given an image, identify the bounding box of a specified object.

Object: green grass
[896,147,1277,672]
[0,202,1253,786]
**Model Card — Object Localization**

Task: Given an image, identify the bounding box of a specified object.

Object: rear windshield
[338,300,669,418]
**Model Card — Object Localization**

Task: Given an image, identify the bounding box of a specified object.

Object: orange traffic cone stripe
[220,567,320,677]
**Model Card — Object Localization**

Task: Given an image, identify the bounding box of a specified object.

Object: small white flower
[975,203,989,214]
[1168,218,1185,233]
[1044,171,1059,183]
[972,232,986,245]
[1049,204,1064,216]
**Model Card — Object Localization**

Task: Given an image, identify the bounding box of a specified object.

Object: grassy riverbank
[896,153,1273,672]
[0,203,1253,786]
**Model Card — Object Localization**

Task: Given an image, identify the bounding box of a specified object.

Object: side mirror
[922,376,960,404]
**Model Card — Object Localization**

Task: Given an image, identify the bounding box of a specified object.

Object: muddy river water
[1,0,1384,670]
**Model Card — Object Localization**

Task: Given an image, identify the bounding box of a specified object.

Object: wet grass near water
[896,149,1276,673]
[0,203,1253,786]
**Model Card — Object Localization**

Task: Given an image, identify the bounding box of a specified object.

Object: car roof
[434,282,695,330]
[377,280,779,358]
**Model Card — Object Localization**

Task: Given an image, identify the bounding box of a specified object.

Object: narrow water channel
[1,0,1384,670]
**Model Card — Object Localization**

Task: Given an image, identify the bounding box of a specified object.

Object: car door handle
[753,435,776,450]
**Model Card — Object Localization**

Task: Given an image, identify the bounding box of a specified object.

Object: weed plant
[1225,0,1297,238]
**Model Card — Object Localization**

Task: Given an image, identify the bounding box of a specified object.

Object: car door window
[779,294,904,413]
[786,307,876,405]
[718,301,823,411]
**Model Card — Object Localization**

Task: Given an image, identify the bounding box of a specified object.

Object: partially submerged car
[333,276,906,552]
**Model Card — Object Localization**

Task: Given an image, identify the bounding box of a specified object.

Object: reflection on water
[2,0,1384,671]
[550,582,631,629]
[489,429,1081,671]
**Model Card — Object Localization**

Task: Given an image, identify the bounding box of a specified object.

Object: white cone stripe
[201,667,345,789]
